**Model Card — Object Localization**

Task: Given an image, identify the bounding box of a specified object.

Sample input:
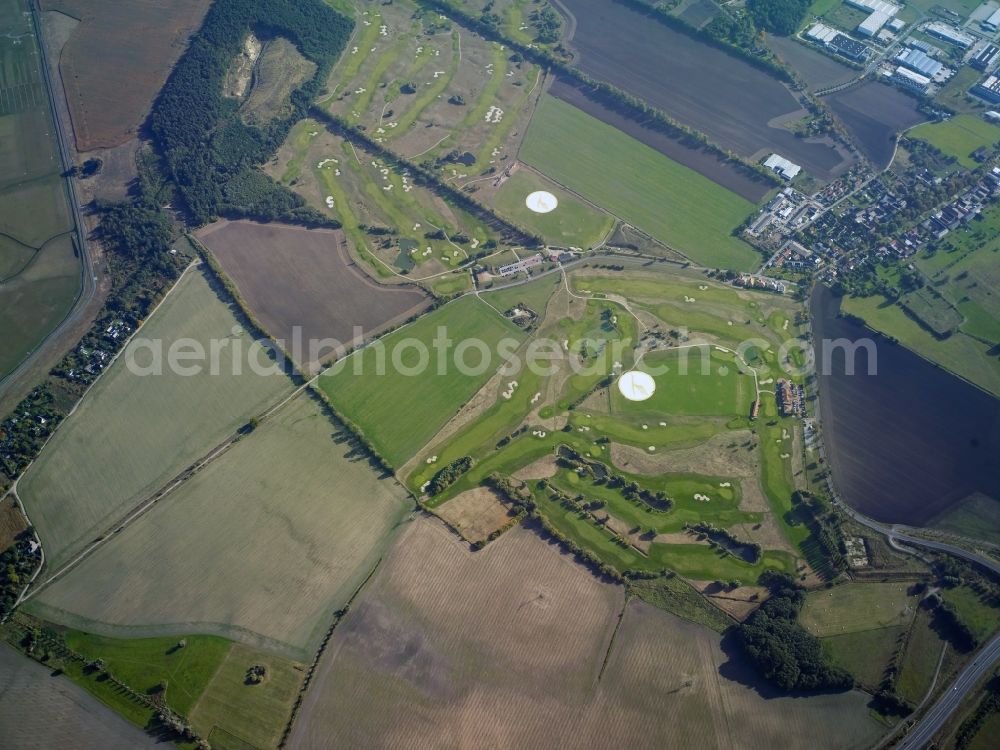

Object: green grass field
[909,115,1000,168]
[821,625,904,689]
[19,267,296,571]
[930,494,1000,547]
[940,586,1000,643]
[318,294,525,466]
[897,608,947,704]
[842,294,1000,398]
[492,169,614,248]
[189,643,304,748]
[800,582,916,637]
[519,96,760,271]
[29,392,411,658]
[64,632,230,718]
[615,348,752,418]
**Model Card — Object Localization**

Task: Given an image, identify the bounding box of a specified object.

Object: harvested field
[825,82,925,168]
[287,517,882,749]
[28,392,411,659]
[18,266,296,571]
[557,0,853,180]
[548,78,772,203]
[196,221,431,371]
[41,0,211,150]
[513,455,558,480]
[0,644,158,749]
[767,35,856,92]
[434,487,514,543]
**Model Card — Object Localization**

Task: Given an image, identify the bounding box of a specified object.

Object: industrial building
[763,154,802,180]
[971,43,1000,71]
[805,23,868,60]
[893,66,931,93]
[896,47,943,78]
[845,0,900,36]
[925,21,975,48]
[972,74,1000,103]
[982,7,1000,33]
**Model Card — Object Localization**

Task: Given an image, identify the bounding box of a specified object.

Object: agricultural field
[0,644,157,749]
[287,516,883,749]
[17,267,296,571]
[268,118,499,281]
[196,220,431,371]
[556,0,854,181]
[842,292,1000,398]
[908,114,1000,169]
[940,586,1000,644]
[39,0,211,149]
[317,293,525,467]
[27,391,412,659]
[520,96,761,270]
[821,625,906,689]
[0,0,80,381]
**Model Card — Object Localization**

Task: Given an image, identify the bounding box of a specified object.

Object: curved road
[0,1,98,399]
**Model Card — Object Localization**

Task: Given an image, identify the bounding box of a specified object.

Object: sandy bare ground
[434,487,514,543]
[0,644,158,749]
[196,221,431,372]
[513,455,558,481]
[287,517,883,749]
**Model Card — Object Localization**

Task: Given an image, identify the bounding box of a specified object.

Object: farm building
[971,43,1000,71]
[896,48,943,79]
[982,8,1000,33]
[924,22,975,48]
[763,154,802,180]
[972,74,1000,103]
[892,67,931,94]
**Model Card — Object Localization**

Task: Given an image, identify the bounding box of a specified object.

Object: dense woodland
[737,572,855,691]
[150,0,353,226]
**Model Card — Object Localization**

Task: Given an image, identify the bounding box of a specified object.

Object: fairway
[18,267,296,571]
[28,392,411,658]
[520,97,759,270]
[317,295,526,467]
[909,115,1000,168]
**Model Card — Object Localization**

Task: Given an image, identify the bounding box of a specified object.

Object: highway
[896,633,1000,750]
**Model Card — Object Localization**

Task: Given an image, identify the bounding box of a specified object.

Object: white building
[983,8,1000,33]
[925,21,975,48]
[763,154,802,180]
[845,0,901,36]
[893,66,931,93]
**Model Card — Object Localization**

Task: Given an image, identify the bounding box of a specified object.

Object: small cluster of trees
[686,521,762,564]
[0,533,41,619]
[737,571,854,691]
[746,0,811,37]
[427,456,474,495]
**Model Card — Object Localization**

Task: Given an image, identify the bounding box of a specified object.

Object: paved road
[896,633,1000,750]
[0,0,98,399]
